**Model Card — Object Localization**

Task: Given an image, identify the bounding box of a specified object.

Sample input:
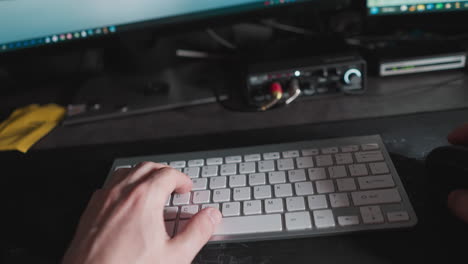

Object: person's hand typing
[447,124,468,223]
[62,162,222,264]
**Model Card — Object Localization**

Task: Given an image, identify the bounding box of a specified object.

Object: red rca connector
[260,82,284,111]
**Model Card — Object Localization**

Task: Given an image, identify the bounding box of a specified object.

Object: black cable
[206,28,238,50]
[212,83,264,113]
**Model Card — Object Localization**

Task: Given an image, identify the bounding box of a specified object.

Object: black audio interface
[245,53,366,107]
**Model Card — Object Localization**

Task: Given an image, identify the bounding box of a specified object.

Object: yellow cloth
[0,104,66,153]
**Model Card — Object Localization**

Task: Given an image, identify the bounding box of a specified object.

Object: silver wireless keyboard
[107,135,417,243]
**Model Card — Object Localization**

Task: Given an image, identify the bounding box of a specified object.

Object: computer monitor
[0,0,340,54]
[366,0,468,16]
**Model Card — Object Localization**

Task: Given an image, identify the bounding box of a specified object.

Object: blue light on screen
[0,0,268,45]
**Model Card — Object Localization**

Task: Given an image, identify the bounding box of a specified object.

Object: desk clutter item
[107,135,417,243]
[0,104,65,153]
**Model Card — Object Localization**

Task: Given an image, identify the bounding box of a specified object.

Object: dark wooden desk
[2,62,468,263]
[3,108,468,263]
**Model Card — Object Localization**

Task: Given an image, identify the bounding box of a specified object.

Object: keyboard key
[243,200,262,215]
[358,175,395,190]
[206,158,223,165]
[115,165,132,170]
[328,166,347,178]
[338,216,359,226]
[249,173,266,186]
[322,147,339,154]
[188,159,204,167]
[268,171,286,184]
[170,161,186,168]
[201,203,220,210]
[193,190,211,204]
[387,211,410,222]
[176,220,189,234]
[336,178,357,192]
[229,174,246,187]
[341,145,359,152]
[214,214,283,235]
[349,164,368,177]
[361,143,379,151]
[283,150,300,158]
[213,189,231,202]
[355,151,384,163]
[369,162,390,175]
[221,164,237,176]
[329,193,350,208]
[296,157,314,169]
[265,198,284,213]
[173,193,191,205]
[164,207,178,220]
[302,149,319,156]
[264,152,280,160]
[360,206,384,224]
[239,162,256,174]
[313,210,336,229]
[233,187,251,201]
[288,169,307,182]
[308,168,327,181]
[202,166,218,177]
[277,159,295,170]
[316,155,333,167]
[180,205,199,219]
[274,184,293,197]
[308,195,328,210]
[316,180,335,194]
[210,176,227,189]
[192,178,208,190]
[254,185,272,199]
[286,197,306,211]
[258,160,275,172]
[244,154,261,162]
[165,196,171,206]
[226,156,242,163]
[335,153,353,165]
[222,202,241,217]
[285,211,312,231]
[183,167,200,178]
[352,188,401,206]
[165,221,175,237]
[295,181,314,196]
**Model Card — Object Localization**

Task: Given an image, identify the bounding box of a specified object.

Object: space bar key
[214,214,283,236]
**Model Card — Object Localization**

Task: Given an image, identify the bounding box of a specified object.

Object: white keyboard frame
[106,135,418,244]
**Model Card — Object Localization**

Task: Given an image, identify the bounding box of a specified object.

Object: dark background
[2,0,468,263]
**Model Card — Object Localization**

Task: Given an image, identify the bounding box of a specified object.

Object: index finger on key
[144,167,193,207]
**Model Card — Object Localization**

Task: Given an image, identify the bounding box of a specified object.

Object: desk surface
[3,108,468,264]
[2,68,468,263]
[2,69,468,153]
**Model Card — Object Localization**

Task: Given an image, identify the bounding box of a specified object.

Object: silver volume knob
[343,69,362,85]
